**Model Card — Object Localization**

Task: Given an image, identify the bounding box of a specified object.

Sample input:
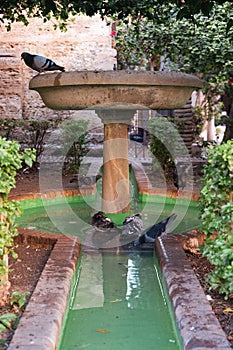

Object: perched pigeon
[21,52,65,73]
[133,213,177,246]
[121,213,143,236]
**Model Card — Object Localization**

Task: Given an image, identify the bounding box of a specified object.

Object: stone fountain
[29,70,203,216]
[10,71,230,350]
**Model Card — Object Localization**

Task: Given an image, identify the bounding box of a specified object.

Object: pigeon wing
[150,213,177,237]
[31,55,48,72]
[32,55,64,72]
[162,213,177,234]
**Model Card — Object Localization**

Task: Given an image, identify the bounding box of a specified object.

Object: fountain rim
[29,70,204,90]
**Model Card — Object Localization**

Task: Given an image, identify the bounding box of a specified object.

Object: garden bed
[187,251,233,346]
[0,228,81,350]
[0,242,51,349]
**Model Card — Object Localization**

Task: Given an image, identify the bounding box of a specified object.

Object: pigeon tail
[133,213,177,246]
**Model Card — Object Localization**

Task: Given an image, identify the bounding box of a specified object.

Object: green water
[17,196,199,239]
[16,196,199,350]
[58,251,182,350]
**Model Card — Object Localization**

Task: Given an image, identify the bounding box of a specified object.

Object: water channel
[17,196,199,349]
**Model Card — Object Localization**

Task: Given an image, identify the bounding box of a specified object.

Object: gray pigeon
[21,52,65,73]
[133,213,177,246]
[121,213,143,236]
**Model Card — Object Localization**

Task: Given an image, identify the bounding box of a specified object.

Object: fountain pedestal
[102,123,130,213]
[97,109,135,214]
[29,71,203,216]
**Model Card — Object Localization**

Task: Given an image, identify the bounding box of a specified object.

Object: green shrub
[199,139,233,298]
[0,137,35,303]
[0,117,62,166]
[18,118,62,165]
[61,119,89,174]
[148,116,184,177]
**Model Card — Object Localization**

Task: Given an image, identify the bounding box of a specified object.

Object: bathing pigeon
[21,52,65,73]
[91,211,116,231]
[121,213,143,236]
[91,211,120,248]
[133,213,177,246]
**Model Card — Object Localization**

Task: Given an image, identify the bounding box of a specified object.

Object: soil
[1,168,233,348]
[187,252,233,347]
[0,244,51,349]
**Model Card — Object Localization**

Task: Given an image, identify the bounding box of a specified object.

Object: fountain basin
[29,70,203,215]
[29,70,203,110]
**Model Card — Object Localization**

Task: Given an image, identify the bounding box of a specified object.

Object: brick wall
[0,15,116,128]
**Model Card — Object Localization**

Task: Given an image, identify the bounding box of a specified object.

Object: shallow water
[17,197,199,241]
[17,196,199,349]
[58,251,182,350]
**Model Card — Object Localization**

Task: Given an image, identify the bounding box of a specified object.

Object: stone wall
[0,15,116,128]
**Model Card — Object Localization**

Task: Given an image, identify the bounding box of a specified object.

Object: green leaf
[0,313,17,330]
[0,323,7,332]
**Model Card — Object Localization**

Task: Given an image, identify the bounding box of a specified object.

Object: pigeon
[90,211,120,248]
[133,213,177,246]
[91,211,116,231]
[121,213,143,236]
[21,52,65,73]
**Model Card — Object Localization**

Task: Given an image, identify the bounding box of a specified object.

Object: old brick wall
[0,15,116,128]
[0,54,23,119]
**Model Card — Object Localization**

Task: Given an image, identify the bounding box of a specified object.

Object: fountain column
[97,109,136,215]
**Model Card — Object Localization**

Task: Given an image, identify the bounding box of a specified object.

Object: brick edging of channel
[8,228,81,350]
[155,235,231,350]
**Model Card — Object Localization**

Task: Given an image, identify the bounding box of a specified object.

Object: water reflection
[125,252,160,310]
[126,255,142,308]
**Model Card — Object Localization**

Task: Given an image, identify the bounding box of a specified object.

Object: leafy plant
[19,119,62,165]
[1,0,231,31]
[0,291,29,335]
[114,2,233,139]
[0,137,36,305]
[199,139,233,299]
[0,118,62,167]
[148,116,185,178]
[0,119,18,141]
[61,119,89,174]
[0,313,17,333]
[10,291,30,308]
